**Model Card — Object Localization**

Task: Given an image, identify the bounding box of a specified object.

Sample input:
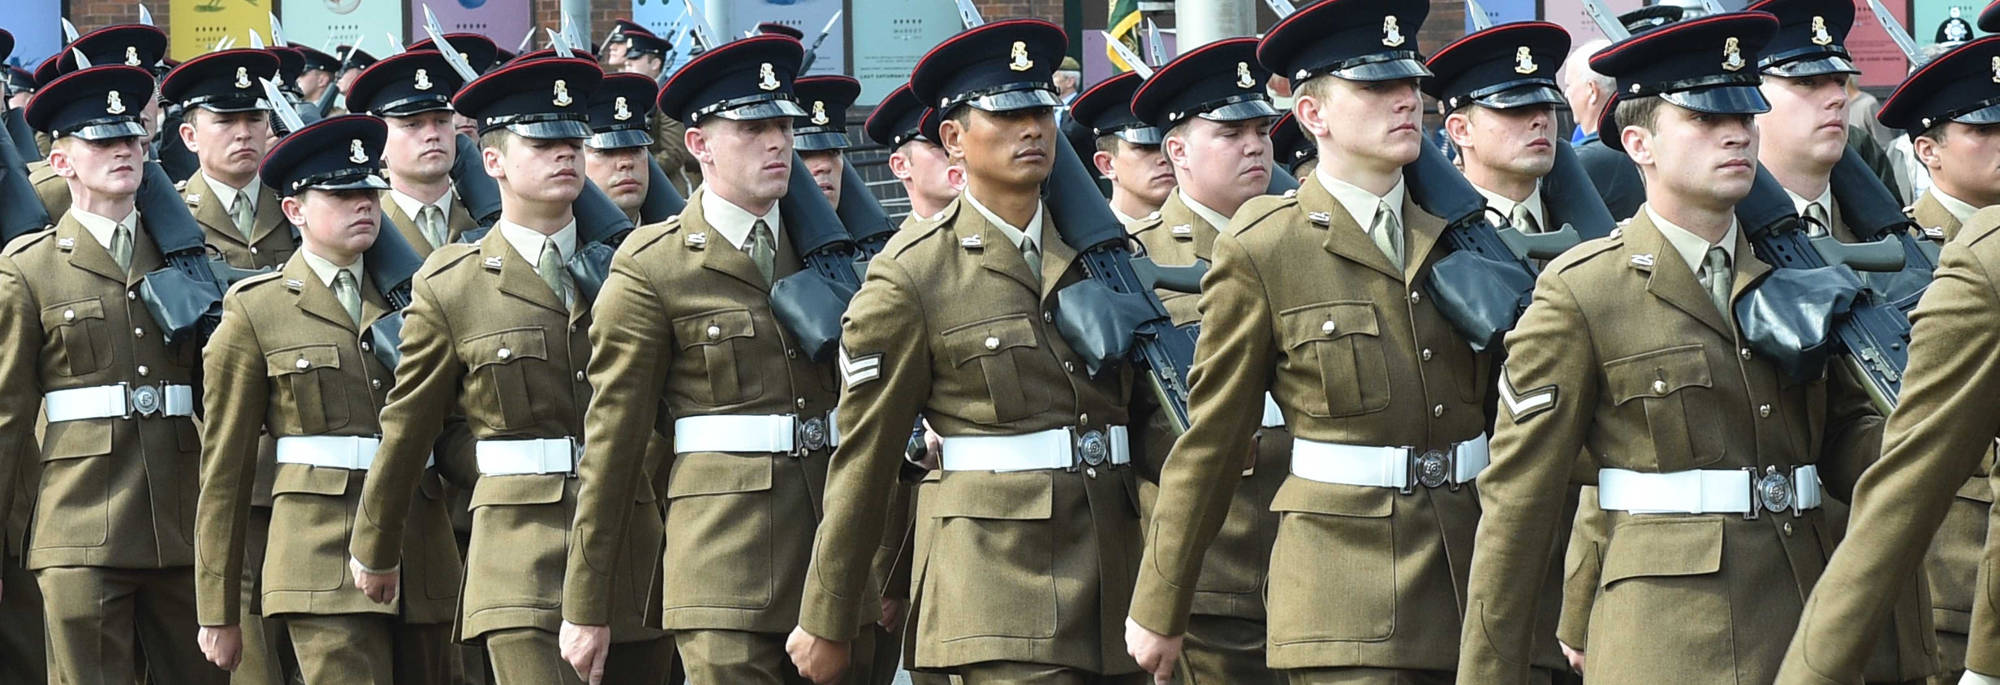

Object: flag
[1107,0,1143,72]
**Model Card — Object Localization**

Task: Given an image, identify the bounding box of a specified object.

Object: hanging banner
[279,0,404,56]
[722,0,845,77]
[171,0,268,61]
[851,0,959,106]
[410,0,533,55]
[0,1,61,69]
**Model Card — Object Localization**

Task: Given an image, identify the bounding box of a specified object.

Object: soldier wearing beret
[346,50,478,257]
[1064,70,1173,228]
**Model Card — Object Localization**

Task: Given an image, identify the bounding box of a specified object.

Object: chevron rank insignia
[838,345,882,389]
[1499,364,1557,422]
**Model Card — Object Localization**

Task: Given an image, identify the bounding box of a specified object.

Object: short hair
[479,129,512,151]
[1917,120,1950,144]
[1613,95,1665,137]
[1093,133,1121,155]
[1563,39,1615,95]
[1295,74,1337,106]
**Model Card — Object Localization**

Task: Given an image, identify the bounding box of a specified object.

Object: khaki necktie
[333,269,363,326]
[1370,200,1405,267]
[109,222,133,274]
[419,205,447,249]
[1699,246,1732,315]
[231,190,255,238]
[749,219,776,285]
[1020,236,1043,285]
[537,239,569,306]
[1803,202,1830,238]
[1511,204,1541,234]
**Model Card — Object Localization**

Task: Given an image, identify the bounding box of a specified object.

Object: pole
[1172,0,1254,54]
[561,0,592,55]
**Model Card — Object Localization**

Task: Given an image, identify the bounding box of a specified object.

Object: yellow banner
[170,0,268,61]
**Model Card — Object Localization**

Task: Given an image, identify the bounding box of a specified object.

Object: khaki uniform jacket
[1457,208,1892,684]
[380,191,477,259]
[350,229,663,641]
[798,197,1141,674]
[1128,175,1495,671]
[563,189,838,634]
[195,255,465,628]
[30,161,68,222]
[1126,192,1288,624]
[0,214,202,570]
[182,173,297,270]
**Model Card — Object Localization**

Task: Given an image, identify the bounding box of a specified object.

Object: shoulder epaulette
[1227,193,1297,236]
[224,270,286,298]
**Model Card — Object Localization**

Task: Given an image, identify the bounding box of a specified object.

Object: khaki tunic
[380,191,478,258]
[181,173,298,270]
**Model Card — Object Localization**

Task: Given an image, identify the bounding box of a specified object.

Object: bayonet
[61,18,79,44]
[248,29,266,51]
[259,77,307,134]
[138,4,154,27]
[1101,31,1155,77]
[682,0,718,51]
[547,28,576,58]
[1865,0,1923,64]
[270,13,289,47]
[955,0,984,28]
[1465,0,1495,31]
[422,7,483,82]
[1581,0,1633,40]
[1262,0,1298,18]
[1144,17,1165,67]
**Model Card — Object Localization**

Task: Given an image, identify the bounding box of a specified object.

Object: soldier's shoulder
[624,214,685,253]
[415,242,483,280]
[223,270,288,299]
[1546,223,1630,275]
[1227,192,1300,237]
[880,206,958,261]
[1,227,58,258]
[1125,210,1164,235]
[1960,205,2000,248]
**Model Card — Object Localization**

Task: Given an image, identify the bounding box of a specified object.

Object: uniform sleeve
[1813,356,1886,502]
[1459,272,1600,683]
[351,274,464,570]
[1555,486,1608,650]
[1776,239,2000,684]
[563,247,675,626]
[0,259,41,541]
[194,295,269,626]
[798,256,932,642]
[1128,231,1275,637]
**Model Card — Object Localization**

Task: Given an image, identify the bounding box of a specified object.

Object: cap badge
[349,140,369,164]
[758,63,780,91]
[1722,37,1745,72]
[125,46,141,67]
[1236,61,1255,89]
[1810,16,1833,46]
[234,66,251,89]
[811,100,830,125]
[106,91,127,115]
[553,79,573,107]
[614,96,632,121]
[1514,46,1538,75]
[415,68,433,91]
[1009,41,1034,72]
[1382,16,1407,48]
[1991,56,2000,83]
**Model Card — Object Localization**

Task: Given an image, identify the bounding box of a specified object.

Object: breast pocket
[266,344,352,434]
[42,298,110,377]
[940,315,1049,424]
[1603,345,1720,471]
[671,308,764,406]
[464,327,549,430]
[1278,301,1390,418]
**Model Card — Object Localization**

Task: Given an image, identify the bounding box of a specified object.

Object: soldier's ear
[1912,134,1941,171]
[279,195,307,227]
[938,117,964,160]
[684,125,710,166]
[178,119,200,153]
[1292,92,1331,141]
[47,141,75,179]
[1091,149,1116,178]
[1442,110,1473,150]
[1621,125,1653,167]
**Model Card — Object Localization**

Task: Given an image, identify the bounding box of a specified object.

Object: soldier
[194,114,463,684]
[332,45,378,108]
[582,72,657,224]
[1773,34,2000,685]
[293,45,341,109]
[788,18,1147,685]
[796,75,861,208]
[345,50,478,256]
[407,34,502,155]
[1121,36,1287,685]
[1572,6,1687,221]
[649,63,701,199]
[162,49,297,269]
[29,23,171,221]
[1064,71,1173,226]
[0,31,46,685]
[1456,11,1895,682]
[619,29,670,82]
[865,83,954,222]
[1123,0,1499,681]
[0,63,226,685]
[1270,112,1316,179]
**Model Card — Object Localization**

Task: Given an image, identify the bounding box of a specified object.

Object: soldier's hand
[785,625,850,684]
[878,597,907,632]
[349,557,399,604]
[560,621,612,685]
[921,420,942,470]
[197,624,243,671]
[1560,640,1584,673]
[1125,617,1182,685]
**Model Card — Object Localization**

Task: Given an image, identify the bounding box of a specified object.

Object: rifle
[360,210,426,370]
[3,107,37,163]
[640,155,688,224]
[1829,147,1937,312]
[132,160,235,346]
[800,11,842,73]
[1542,138,1617,241]
[838,162,896,255]
[0,118,50,243]
[770,152,869,362]
[313,35,362,118]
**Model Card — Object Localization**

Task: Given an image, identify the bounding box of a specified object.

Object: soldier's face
[1099,140,1174,208]
[890,140,957,216]
[603,41,629,69]
[942,106,1055,191]
[336,69,361,96]
[181,109,272,181]
[621,55,664,80]
[1755,73,1849,172]
[1449,104,1557,182]
[297,70,333,98]
[1299,77,1422,173]
[1165,117,1272,215]
[585,144,650,213]
[50,136,145,198]
[384,111,457,184]
[453,113,478,139]
[484,135,585,205]
[1629,105,1759,209]
[287,188,380,261]
[802,149,844,208]
[1921,122,2000,206]
[689,116,794,207]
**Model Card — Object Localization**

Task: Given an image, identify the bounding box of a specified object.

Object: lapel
[380,192,431,258]
[284,255,357,331]
[448,195,477,239]
[55,213,128,285]
[1037,212,1077,304]
[484,228,568,315]
[1628,210,1733,337]
[358,270,390,328]
[1914,190,1965,243]
[126,218,163,284]
[250,184,287,244]
[1400,193,1446,282]
[1299,174,1402,281]
[949,197,1040,296]
[685,189,772,293]
[1727,226,1772,307]
[1155,193,1215,264]
[185,173,245,246]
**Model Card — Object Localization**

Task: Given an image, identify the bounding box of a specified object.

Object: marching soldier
[292,45,341,107]
[796,74,862,208]
[1123,36,1286,685]
[1574,6,1686,221]
[618,29,671,81]
[865,83,954,223]
[162,49,297,269]
[346,57,672,685]
[29,23,170,221]
[1773,34,2000,685]
[0,63,225,685]
[0,33,46,685]
[1456,12,1894,683]
[1064,71,1174,226]
[194,114,463,685]
[788,18,1147,685]
[1125,0,1499,681]
[332,45,378,112]
[1270,112,1316,179]
[560,35,859,684]
[582,72,658,223]
[345,49,478,256]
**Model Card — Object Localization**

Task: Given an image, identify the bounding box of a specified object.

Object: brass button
[1321,320,1336,334]
[370,378,382,390]
[1782,522,1794,536]
[1740,347,1753,360]
[126,290,136,301]
[1652,379,1668,394]
[1085,466,1097,478]
[136,365,149,377]
[296,358,310,369]
[62,309,74,322]
[786,349,798,359]
[1420,348,1433,361]
[1063,361,1075,373]
[568,323,577,333]
[360,341,372,352]
[497,347,512,360]
[706,325,721,339]
[984,336,1000,350]
[1042,311,1053,323]
[1432,404,1444,417]
[574,371,586,382]
[1079,413,1089,426]
[796,397,808,409]
[1409,290,1422,304]
[1758,404,1772,418]
[249,246,259,255]
[133,327,143,339]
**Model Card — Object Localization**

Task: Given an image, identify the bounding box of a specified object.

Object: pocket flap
[940,315,1039,367]
[664,451,774,498]
[672,308,757,349]
[41,418,112,461]
[1269,478,1394,517]
[1600,518,1723,587]
[1278,301,1380,350]
[42,297,105,329]
[468,474,568,509]
[1603,345,1712,405]
[266,344,343,376]
[464,327,549,370]
[928,471,1052,520]
[271,465,353,496]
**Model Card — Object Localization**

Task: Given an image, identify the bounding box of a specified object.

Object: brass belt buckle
[1076,429,1109,468]
[129,383,162,418]
[797,415,829,455]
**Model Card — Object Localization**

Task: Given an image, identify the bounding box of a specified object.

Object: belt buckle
[128,383,162,418]
[1413,449,1451,490]
[1743,466,1794,519]
[797,415,829,454]
[1075,429,1109,468]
